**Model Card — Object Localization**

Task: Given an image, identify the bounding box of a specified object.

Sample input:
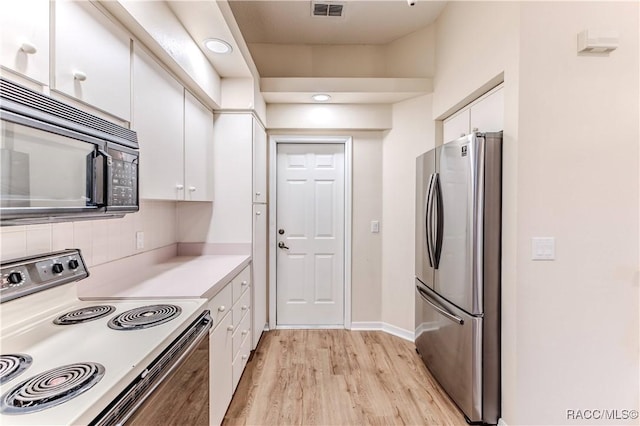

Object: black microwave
[0,78,139,225]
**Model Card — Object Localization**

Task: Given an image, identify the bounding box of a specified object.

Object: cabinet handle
[20,42,37,54]
[256,211,261,216]
[255,192,261,196]
[241,305,248,311]
[218,305,226,312]
[176,184,184,190]
[472,127,479,132]
[73,71,87,81]
[188,186,196,192]
[227,325,234,332]
[241,330,248,336]
[241,280,248,286]
[242,354,248,360]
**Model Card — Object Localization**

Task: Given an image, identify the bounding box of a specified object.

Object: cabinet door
[210,313,233,426]
[252,119,267,203]
[443,109,470,144]
[133,44,184,200]
[54,1,130,120]
[252,206,267,349]
[470,87,504,133]
[0,0,49,85]
[212,113,253,242]
[184,91,214,201]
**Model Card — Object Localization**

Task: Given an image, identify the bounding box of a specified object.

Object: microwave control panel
[108,149,138,207]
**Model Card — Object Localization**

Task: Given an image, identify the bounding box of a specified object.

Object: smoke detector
[311,1,345,18]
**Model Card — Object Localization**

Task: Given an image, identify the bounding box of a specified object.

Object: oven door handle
[91,312,213,426]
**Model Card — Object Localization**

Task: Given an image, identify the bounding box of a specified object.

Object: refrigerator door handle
[416,285,464,325]
[424,173,436,267]
[433,173,444,268]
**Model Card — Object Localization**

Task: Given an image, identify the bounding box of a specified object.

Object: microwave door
[0,117,103,215]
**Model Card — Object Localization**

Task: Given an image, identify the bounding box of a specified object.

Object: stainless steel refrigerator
[415,132,502,424]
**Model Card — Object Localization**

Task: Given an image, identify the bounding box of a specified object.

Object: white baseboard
[275,324,344,330]
[498,418,508,426]
[351,322,415,342]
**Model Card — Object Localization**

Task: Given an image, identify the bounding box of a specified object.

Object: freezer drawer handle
[416,286,464,325]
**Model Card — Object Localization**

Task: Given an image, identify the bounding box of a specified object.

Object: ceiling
[228,0,447,45]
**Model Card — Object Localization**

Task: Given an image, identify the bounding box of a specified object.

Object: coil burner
[107,304,182,331]
[53,305,116,325]
[0,362,105,414]
[0,354,32,385]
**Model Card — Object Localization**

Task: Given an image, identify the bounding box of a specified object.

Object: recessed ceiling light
[312,94,331,102]
[203,38,232,54]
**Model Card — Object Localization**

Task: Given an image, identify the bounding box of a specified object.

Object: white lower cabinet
[209,312,233,426]
[208,264,252,426]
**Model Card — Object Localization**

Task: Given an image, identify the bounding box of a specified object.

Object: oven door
[1,110,106,218]
[91,312,212,426]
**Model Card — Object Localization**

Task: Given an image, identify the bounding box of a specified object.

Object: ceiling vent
[311,1,345,18]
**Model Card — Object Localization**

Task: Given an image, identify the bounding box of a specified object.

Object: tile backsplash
[0,201,177,266]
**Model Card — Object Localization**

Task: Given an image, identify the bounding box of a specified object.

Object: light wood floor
[223,329,466,426]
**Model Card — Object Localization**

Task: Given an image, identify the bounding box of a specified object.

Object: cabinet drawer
[232,308,251,357]
[232,288,251,328]
[207,284,232,327]
[232,326,252,392]
[232,266,251,303]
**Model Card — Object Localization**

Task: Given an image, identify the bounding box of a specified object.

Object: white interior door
[276,144,345,326]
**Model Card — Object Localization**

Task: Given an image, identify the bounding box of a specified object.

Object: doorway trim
[268,135,352,330]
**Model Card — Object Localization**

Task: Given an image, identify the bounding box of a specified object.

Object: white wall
[0,201,177,267]
[267,104,392,130]
[380,94,435,332]
[433,1,639,424]
[384,25,436,78]
[514,2,639,423]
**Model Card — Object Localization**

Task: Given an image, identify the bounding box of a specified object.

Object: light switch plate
[370,220,380,233]
[532,237,555,260]
[136,231,144,250]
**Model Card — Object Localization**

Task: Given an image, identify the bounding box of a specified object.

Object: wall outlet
[136,231,144,250]
[370,220,380,233]
[531,237,555,260]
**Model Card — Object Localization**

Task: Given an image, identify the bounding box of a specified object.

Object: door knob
[278,241,289,250]
[278,229,285,235]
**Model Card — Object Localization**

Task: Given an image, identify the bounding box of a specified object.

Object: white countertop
[78,254,251,301]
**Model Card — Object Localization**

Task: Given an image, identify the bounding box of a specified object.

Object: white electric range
[0,249,211,425]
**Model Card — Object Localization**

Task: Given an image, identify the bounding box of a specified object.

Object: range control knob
[68,259,80,270]
[7,272,23,286]
[52,263,64,274]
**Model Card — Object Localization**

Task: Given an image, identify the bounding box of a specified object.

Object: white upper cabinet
[443,109,470,143]
[252,119,267,203]
[470,86,504,133]
[443,85,504,143]
[0,0,49,85]
[184,91,214,202]
[133,44,184,200]
[54,1,131,120]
